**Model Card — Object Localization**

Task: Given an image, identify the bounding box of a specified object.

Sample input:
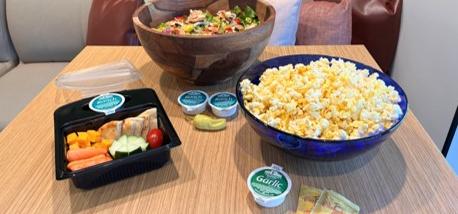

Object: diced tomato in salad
[234,18,242,25]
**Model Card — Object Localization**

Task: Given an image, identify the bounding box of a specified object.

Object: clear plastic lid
[55,60,143,98]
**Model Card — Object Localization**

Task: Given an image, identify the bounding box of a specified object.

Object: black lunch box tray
[54,88,181,189]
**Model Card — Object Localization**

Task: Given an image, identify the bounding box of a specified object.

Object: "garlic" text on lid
[247,164,292,208]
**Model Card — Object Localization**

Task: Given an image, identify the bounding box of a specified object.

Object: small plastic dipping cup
[208,92,238,118]
[177,90,208,115]
[247,164,292,208]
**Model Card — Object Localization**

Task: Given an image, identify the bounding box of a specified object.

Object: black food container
[54,88,181,189]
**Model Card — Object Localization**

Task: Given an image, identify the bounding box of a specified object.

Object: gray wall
[392,0,458,149]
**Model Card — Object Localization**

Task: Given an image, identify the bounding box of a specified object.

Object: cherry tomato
[147,129,163,149]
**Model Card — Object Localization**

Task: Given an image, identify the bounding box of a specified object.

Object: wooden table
[0,46,456,213]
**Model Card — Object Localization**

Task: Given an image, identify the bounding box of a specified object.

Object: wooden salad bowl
[132,0,275,85]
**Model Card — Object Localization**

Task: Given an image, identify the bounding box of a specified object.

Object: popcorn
[240,58,403,140]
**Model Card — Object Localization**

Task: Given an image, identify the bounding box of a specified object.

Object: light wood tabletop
[0,46,456,213]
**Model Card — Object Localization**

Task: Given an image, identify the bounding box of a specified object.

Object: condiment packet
[296,185,323,214]
[296,185,360,214]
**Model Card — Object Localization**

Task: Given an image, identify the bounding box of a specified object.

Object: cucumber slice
[139,141,148,151]
[109,135,144,159]
[127,136,141,144]
[118,135,128,144]
[127,142,142,155]
[111,140,129,159]
[109,139,123,157]
[113,149,129,159]
[128,136,148,151]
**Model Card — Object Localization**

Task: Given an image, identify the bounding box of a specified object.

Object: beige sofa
[0,0,91,129]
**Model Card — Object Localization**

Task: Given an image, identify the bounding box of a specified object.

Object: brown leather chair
[352,0,402,75]
[86,0,143,46]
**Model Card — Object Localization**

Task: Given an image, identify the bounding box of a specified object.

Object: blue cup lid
[209,92,237,109]
[178,90,208,107]
[89,93,125,115]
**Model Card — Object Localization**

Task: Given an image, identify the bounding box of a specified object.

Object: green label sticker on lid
[210,93,237,108]
[250,168,288,197]
[179,91,207,106]
[89,93,125,115]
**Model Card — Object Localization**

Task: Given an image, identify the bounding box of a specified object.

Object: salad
[154,6,259,35]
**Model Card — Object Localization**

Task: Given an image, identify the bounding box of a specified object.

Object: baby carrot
[67,154,112,171]
[66,147,108,162]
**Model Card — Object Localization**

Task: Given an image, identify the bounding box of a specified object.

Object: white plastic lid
[55,59,141,98]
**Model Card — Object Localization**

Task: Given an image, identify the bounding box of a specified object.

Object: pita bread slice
[98,120,123,140]
[138,108,158,138]
[122,117,144,137]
